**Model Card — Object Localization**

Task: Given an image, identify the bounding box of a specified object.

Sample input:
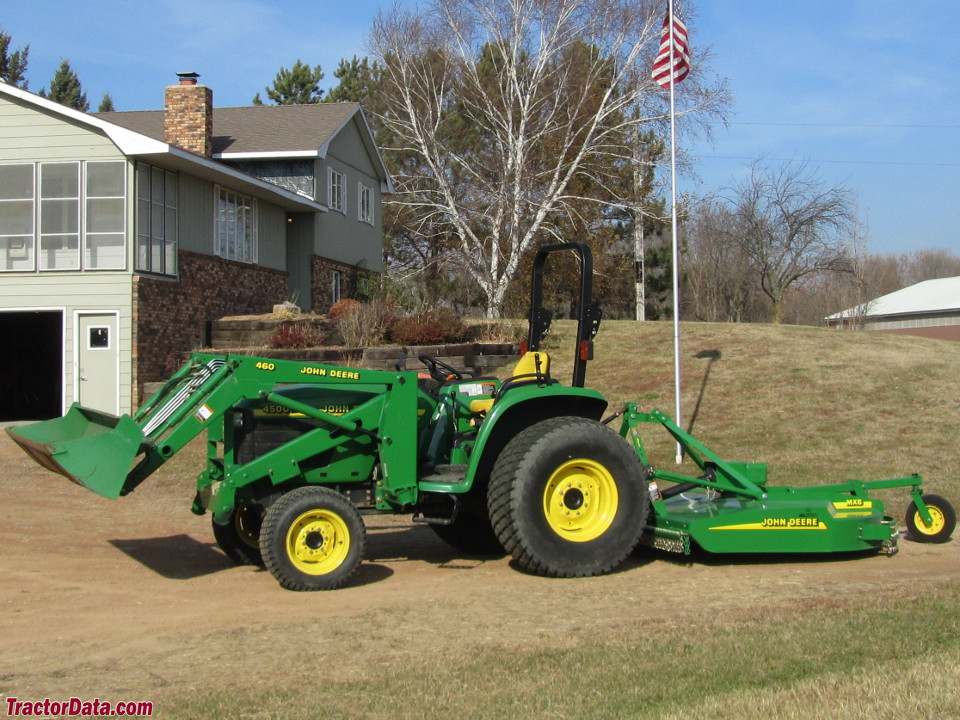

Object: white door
[77,312,119,414]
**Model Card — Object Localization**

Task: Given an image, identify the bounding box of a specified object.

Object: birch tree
[369,0,726,317]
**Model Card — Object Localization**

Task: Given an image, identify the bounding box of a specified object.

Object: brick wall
[133,250,287,396]
[164,82,213,157]
[311,255,376,313]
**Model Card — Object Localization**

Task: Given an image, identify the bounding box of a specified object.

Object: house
[824,276,960,341]
[0,73,392,420]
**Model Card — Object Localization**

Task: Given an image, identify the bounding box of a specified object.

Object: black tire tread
[488,416,648,578]
[905,493,956,544]
[260,486,365,591]
[212,505,264,567]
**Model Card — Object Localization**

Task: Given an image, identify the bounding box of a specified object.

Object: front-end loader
[7,243,955,590]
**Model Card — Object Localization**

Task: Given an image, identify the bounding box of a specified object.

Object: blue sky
[4,0,958,255]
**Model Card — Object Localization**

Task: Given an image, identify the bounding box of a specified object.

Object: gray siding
[1,96,133,412]
[176,172,287,271]
[317,118,384,272]
[258,202,286,270]
[0,274,133,413]
[177,173,214,255]
[0,96,121,161]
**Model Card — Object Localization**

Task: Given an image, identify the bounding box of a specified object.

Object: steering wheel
[419,355,465,384]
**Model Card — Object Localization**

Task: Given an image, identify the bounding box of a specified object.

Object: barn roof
[826,276,960,320]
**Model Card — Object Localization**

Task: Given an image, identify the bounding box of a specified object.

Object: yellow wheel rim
[285,509,351,575]
[234,505,261,550]
[913,506,946,536]
[542,459,619,542]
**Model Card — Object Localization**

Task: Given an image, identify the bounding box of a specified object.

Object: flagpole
[668,0,683,463]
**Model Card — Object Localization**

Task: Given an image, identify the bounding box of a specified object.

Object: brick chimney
[164,72,213,158]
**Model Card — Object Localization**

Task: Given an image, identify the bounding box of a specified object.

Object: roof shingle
[96,102,361,155]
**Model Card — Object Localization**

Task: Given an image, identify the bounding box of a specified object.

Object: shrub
[336,299,397,347]
[388,308,467,346]
[268,321,325,349]
[327,298,361,321]
[469,319,526,344]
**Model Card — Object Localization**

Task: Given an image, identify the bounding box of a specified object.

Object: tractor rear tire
[261,486,365,591]
[213,503,265,566]
[488,416,648,577]
[905,493,956,543]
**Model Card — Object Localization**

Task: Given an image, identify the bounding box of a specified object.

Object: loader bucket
[6,404,145,499]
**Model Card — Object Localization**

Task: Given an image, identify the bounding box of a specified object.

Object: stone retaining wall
[141,342,520,401]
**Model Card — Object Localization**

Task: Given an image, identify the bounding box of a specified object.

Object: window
[328,168,345,213]
[331,270,342,304]
[88,326,110,349]
[0,161,126,273]
[358,183,373,225]
[0,164,35,271]
[136,163,178,275]
[215,186,257,263]
[39,162,80,270]
[85,161,126,269]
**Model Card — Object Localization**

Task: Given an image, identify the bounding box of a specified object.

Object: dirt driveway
[1,431,958,708]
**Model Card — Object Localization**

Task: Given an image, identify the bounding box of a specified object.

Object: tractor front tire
[905,493,956,543]
[488,417,648,577]
[213,503,265,566]
[261,487,365,591]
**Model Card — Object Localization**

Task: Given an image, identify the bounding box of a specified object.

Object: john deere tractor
[8,243,954,590]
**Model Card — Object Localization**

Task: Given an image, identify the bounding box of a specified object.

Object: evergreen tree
[97,92,115,112]
[253,60,324,105]
[0,27,29,88]
[43,59,89,111]
[325,56,381,104]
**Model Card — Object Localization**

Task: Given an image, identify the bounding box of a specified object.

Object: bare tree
[369,0,727,317]
[684,198,769,322]
[725,160,858,324]
[899,248,960,286]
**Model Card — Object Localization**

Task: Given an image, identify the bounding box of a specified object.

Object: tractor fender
[462,385,607,494]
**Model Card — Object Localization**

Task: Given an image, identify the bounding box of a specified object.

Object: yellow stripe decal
[710,520,827,531]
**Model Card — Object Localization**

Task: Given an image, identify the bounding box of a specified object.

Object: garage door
[0,311,63,421]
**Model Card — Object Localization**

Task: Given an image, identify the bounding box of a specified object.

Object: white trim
[331,269,342,304]
[358,181,374,225]
[328,167,346,214]
[214,150,320,160]
[0,81,325,214]
[83,160,127,271]
[213,185,259,264]
[74,310,121,416]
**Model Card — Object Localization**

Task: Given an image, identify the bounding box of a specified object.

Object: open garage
[0,310,62,421]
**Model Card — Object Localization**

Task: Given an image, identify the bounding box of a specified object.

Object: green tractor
[8,243,955,590]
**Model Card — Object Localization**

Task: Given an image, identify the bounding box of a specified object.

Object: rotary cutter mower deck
[7,243,955,590]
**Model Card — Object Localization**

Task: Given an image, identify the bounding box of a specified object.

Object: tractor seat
[469,351,552,414]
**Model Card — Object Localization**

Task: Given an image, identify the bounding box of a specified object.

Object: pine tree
[325,56,381,104]
[43,59,89,112]
[253,60,324,105]
[0,27,29,88]
[98,92,115,112]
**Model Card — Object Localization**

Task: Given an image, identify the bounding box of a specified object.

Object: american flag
[651,7,690,88]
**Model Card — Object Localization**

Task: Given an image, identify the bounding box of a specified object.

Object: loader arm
[7,353,421,503]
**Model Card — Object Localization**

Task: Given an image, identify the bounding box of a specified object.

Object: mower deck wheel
[905,493,956,543]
